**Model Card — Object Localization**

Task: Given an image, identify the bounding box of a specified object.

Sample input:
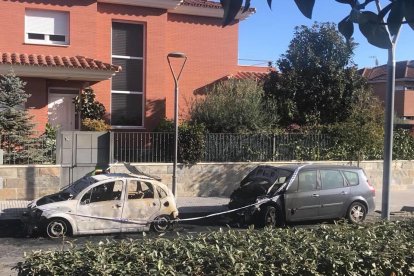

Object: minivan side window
[320,170,344,190]
[343,171,359,186]
[298,170,318,192]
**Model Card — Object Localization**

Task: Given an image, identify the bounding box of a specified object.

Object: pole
[381,44,396,220]
[172,80,179,197]
[167,52,187,198]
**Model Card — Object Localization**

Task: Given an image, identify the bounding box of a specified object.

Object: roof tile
[363,60,414,81]
[0,52,121,72]
[182,0,255,12]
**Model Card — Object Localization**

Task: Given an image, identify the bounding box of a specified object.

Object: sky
[238,1,414,69]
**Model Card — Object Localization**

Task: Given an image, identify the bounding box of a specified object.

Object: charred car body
[22,172,178,238]
[229,164,376,227]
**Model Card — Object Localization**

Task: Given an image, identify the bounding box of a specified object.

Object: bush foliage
[81,118,110,132]
[15,220,414,275]
[189,79,277,133]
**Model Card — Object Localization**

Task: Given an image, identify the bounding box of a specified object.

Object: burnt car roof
[91,173,155,181]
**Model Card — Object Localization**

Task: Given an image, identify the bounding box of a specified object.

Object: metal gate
[57,131,110,187]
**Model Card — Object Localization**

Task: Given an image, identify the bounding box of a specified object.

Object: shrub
[154,118,205,164]
[73,87,106,121]
[189,79,276,133]
[14,220,414,275]
[81,118,110,132]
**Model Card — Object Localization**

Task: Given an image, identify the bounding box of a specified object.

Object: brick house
[361,60,414,124]
[0,0,259,133]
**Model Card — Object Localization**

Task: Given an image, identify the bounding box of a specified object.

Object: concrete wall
[1,161,414,200]
[0,165,60,200]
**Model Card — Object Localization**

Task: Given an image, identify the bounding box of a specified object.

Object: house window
[111,22,144,127]
[25,9,69,45]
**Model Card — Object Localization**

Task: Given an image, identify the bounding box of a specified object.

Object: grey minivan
[228,164,376,227]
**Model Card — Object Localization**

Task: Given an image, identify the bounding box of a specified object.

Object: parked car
[229,164,375,227]
[22,171,178,238]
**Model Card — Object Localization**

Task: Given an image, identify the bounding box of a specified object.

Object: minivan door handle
[312,194,319,198]
[341,191,348,195]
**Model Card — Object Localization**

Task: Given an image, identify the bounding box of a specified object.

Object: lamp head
[167,52,187,59]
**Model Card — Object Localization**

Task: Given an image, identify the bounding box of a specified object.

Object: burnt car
[229,164,375,227]
[22,172,178,238]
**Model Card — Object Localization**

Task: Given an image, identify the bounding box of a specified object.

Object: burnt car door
[76,179,125,233]
[121,179,161,232]
[284,169,321,221]
[318,169,351,218]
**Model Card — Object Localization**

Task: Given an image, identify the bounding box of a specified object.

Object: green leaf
[338,16,354,40]
[387,0,404,36]
[221,0,243,26]
[294,0,315,19]
[267,0,272,9]
[358,11,392,49]
[242,0,250,13]
[404,0,414,30]
[335,0,356,7]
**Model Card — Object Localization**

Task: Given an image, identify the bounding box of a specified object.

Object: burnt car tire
[347,202,367,224]
[255,206,278,228]
[46,218,71,238]
[151,215,173,232]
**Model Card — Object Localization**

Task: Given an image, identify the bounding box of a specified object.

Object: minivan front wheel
[347,202,367,224]
[256,206,277,228]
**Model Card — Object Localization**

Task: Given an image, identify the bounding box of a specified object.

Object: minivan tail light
[367,179,375,196]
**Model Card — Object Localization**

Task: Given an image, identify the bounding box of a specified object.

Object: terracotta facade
[0,0,255,132]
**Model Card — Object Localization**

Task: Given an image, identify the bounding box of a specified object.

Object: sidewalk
[0,188,412,220]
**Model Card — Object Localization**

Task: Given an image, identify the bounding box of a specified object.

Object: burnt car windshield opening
[64,177,98,196]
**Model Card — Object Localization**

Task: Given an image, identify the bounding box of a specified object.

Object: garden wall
[1,161,414,200]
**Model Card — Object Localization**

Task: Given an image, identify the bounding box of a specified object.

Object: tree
[74,87,106,120]
[73,87,108,131]
[322,88,384,161]
[189,79,277,133]
[0,73,35,163]
[264,22,367,126]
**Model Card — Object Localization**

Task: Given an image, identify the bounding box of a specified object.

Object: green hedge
[15,220,414,275]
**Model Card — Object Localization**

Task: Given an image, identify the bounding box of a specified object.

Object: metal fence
[0,131,331,165]
[113,132,174,163]
[0,132,56,165]
[113,132,331,163]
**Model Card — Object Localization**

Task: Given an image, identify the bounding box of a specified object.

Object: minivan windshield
[241,168,293,187]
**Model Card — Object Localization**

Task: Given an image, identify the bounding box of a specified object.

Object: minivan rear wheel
[347,202,367,224]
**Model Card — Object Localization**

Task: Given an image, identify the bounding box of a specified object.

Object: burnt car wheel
[256,206,277,228]
[347,202,367,224]
[152,215,173,232]
[46,218,71,238]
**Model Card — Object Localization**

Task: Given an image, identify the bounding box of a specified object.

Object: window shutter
[111,94,143,126]
[112,23,143,57]
[25,9,68,36]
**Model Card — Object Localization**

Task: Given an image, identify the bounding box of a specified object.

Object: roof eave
[0,64,118,82]
[97,0,183,9]
[170,5,255,20]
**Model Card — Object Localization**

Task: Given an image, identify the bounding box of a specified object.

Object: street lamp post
[167,52,187,198]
